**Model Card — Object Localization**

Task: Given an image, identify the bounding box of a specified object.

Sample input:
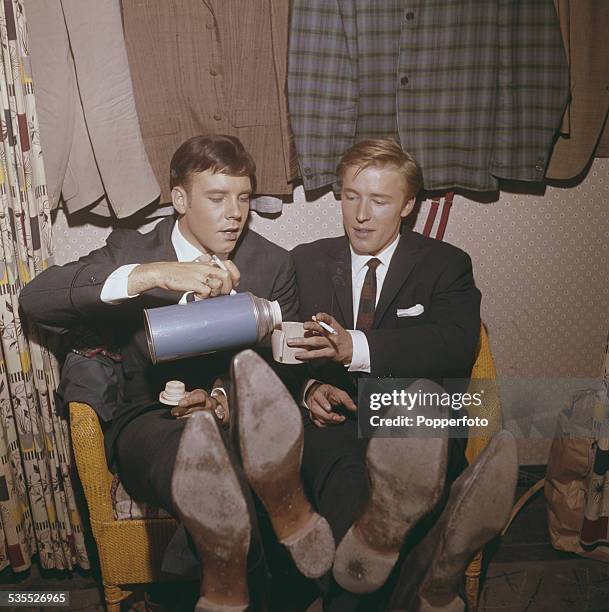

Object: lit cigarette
[210,254,237,295]
[211,254,227,269]
[313,316,338,335]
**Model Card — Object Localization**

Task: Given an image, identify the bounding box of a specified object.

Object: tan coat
[25,0,160,218]
[121,0,297,202]
[547,0,609,179]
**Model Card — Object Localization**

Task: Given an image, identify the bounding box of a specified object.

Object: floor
[477,467,609,611]
[1,467,607,611]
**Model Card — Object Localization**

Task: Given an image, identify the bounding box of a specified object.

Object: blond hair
[337,138,423,199]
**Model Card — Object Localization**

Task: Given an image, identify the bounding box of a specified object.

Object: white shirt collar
[350,233,400,276]
[171,219,205,262]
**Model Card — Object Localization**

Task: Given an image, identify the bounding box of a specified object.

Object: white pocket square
[396,304,424,317]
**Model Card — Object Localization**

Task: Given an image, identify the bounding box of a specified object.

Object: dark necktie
[356,258,381,331]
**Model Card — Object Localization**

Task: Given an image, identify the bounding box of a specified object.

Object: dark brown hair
[169,134,256,192]
[337,138,423,199]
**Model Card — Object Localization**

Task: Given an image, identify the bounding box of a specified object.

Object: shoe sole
[195,598,249,612]
[232,349,335,578]
[420,430,518,600]
[333,435,448,594]
[171,411,250,609]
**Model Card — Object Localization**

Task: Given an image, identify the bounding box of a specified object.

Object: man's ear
[172,186,188,216]
[401,196,416,218]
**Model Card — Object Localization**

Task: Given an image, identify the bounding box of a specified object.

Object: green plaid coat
[288,0,569,192]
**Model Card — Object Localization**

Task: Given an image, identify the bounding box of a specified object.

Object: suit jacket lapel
[329,237,353,329]
[373,230,427,327]
[232,229,262,293]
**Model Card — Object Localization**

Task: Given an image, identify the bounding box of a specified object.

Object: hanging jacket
[25,0,160,218]
[546,0,609,180]
[121,0,298,203]
[288,0,569,193]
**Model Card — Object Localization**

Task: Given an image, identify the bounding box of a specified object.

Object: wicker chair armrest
[465,324,503,464]
[69,401,115,522]
[471,324,497,381]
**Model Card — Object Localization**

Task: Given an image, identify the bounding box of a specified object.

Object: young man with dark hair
[290,139,517,611]
[20,134,334,612]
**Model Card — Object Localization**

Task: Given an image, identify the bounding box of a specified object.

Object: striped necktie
[356,258,381,331]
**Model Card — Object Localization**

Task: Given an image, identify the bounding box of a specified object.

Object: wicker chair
[69,322,500,612]
[69,402,179,611]
[463,323,503,611]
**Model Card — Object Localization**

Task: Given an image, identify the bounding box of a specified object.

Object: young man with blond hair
[291,139,517,611]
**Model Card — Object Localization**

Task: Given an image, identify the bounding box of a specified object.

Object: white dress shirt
[302,234,401,407]
[100,221,204,303]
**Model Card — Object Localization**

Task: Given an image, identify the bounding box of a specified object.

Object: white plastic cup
[271,321,306,364]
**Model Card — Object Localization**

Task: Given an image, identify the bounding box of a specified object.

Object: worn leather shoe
[231,349,335,579]
[332,379,450,595]
[389,430,519,612]
[171,411,250,612]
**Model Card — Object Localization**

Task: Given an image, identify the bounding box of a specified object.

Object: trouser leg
[115,407,182,512]
[301,416,372,611]
[301,416,369,544]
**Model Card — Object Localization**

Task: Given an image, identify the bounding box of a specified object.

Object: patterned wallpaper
[52,158,609,463]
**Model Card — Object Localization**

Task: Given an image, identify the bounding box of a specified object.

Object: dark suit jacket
[291,229,481,396]
[19,217,298,466]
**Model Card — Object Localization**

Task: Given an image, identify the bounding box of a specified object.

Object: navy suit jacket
[291,229,481,397]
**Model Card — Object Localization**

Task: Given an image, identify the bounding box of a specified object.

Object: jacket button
[405,11,415,20]
[400,75,409,86]
[213,113,222,121]
[89,275,96,284]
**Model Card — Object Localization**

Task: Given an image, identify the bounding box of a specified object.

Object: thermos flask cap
[159,380,186,405]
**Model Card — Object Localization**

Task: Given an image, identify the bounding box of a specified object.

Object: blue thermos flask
[144,292,282,364]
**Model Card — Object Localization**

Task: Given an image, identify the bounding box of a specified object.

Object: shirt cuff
[300,378,320,410]
[100,264,140,303]
[347,330,371,373]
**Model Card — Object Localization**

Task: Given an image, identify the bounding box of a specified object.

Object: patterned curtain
[0,0,88,571]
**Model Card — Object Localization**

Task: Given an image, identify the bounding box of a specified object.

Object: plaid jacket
[288,0,569,192]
